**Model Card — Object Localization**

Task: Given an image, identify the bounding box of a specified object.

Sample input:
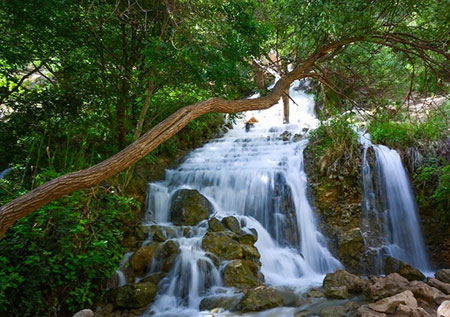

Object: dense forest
[0,0,449,316]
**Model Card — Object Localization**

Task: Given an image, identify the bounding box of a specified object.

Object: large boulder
[169,189,213,226]
[323,269,365,293]
[396,304,430,316]
[436,269,450,284]
[384,256,425,281]
[110,281,158,308]
[368,290,417,314]
[238,286,283,312]
[201,232,243,260]
[130,242,159,275]
[223,260,262,289]
[428,278,450,295]
[366,273,410,300]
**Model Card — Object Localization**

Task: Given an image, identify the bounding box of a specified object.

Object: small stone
[221,216,241,233]
[72,309,95,317]
[437,300,450,317]
[325,286,349,299]
[368,290,417,314]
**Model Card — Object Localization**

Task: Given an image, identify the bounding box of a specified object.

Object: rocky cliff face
[304,144,365,274]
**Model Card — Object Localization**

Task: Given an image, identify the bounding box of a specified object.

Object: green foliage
[368,102,449,148]
[309,115,359,178]
[415,160,450,222]
[0,171,140,315]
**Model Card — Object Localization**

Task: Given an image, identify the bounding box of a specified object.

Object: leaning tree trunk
[0,39,358,239]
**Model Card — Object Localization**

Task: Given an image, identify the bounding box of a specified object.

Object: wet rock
[238,286,284,312]
[338,228,365,273]
[72,309,94,317]
[323,269,365,293]
[241,244,261,262]
[436,269,450,284]
[292,134,303,142]
[357,305,387,316]
[152,240,180,272]
[169,189,213,226]
[325,286,349,299]
[385,256,425,281]
[149,225,166,242]
[201,232,243,260]
[437,300,450,317]
[428,278,450,295]
[306,288,325,298]
[223,260,262,289]
[130,243,159,275]
[320,305,347,317]
[396,303,430,316]
[366,273,410,300]
[408,281,435,303]
[238,232,257,245]
[221,216,241,234]
[110,281,158,309]
[368,290,417,314]
[280,131,292,141]
[138,272,165,286]
[208,217,226,232]
[199,294,241,311]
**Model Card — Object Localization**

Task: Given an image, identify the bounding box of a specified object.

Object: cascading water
[360,133,431,273]
[144,81,342,316]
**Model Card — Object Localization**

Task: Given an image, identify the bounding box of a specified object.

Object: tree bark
[0,38,359,239]
[282,88,290,123]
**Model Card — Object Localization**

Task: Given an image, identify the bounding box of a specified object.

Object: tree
[0,0,449,239]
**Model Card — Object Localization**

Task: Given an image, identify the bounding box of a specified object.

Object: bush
[0,171,140,316]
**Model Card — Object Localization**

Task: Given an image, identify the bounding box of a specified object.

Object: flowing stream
[360,133,431,274]
[143,81,342,316]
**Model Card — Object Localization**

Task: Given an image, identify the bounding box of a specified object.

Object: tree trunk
[282,88,290,124]
[0,39,357,239]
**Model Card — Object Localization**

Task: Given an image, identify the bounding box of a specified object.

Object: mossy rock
[238,231,258,245]
[208,217,226,232]
[201,232,243,260]
[110,281,158,308]
[241,244,261,262]
[199,294,241,311]
[222,216,241,233]
[152,240,180,272]
[130,242,160,276]
[169,189,213,226]
[223,259,262,289]
[238,286,283,312]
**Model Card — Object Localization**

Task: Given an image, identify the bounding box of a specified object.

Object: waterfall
[144,81,342,315]
[360,133,431,273]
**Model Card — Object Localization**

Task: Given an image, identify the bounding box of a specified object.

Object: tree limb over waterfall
[0,34,448,239]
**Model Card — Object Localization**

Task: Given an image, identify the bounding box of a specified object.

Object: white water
[360,133,431,273]
[144,81,342,316]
